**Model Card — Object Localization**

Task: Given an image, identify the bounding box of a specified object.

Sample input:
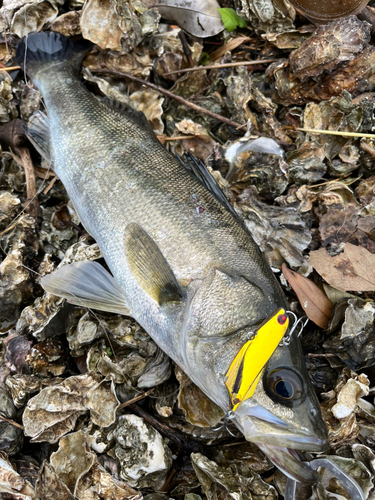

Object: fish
[17,31,328,483]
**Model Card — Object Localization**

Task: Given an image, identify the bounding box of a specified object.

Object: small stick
[0,120,39,217]
[361,141,375,159]
[43,176,58,195]
[0,219,22,238]
[178,31,193,68]
[130,403,206,455]
[294,127,375,139]
[117,388,154,410]
[264,475,275,484]
[163,135,197,141]
[91,69,245,129]
[307,353,337,358]
[17,147,39,217]
[0,415,24,430]
[164,58,278,76]
[161,467,176,492]
[309,172,354,188]
[0,66,21,72]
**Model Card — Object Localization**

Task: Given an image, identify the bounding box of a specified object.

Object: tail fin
[16,32,91,80]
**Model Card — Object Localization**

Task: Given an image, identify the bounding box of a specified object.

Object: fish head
[233,333,329,482]
[184,268,328,483]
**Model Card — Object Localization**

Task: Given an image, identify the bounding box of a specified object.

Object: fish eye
[266,368,303,405]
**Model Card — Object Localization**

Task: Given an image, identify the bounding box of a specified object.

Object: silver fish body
[17,32,328,482]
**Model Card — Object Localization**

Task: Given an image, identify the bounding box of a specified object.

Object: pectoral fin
[124,222,183,305]
[41,261,131,316]
[25,111,51,163]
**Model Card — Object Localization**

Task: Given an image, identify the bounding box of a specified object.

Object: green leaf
[217,8,247,32]
[106,347,113,357]
[199,52,212,66]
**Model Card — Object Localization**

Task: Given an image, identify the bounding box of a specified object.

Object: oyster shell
[0,388,23,455]
[109,414,172,489]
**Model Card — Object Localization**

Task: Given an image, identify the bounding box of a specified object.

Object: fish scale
[17,31,329,484]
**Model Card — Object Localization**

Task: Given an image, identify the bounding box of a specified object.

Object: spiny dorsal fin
[177,152,240,220]
[41,261,131,316]
[124,222,183,306]
[25,111,51,163]
[101,97,154,133]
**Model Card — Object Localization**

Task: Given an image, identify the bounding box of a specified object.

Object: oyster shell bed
[1,2,375,499]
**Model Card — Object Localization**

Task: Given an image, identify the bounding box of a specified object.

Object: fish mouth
[234,411,328,452]
[256,443,320,483]
[246,417,328,452]
[233,408,329,482]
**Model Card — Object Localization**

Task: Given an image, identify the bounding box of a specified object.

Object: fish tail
[16,32,91,80]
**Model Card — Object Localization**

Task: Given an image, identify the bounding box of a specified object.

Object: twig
[0,219,22,238]
[209,36,250,61]
[294,127,375,139]
[130,403,206,454]
[164,58,278,76]
[222,440,246,447]
[178,31,193,68]
[43,176,58,194]
[17,147,39,217]
[360,141,375,159]
[159,135,197,141]
[0,120,39,217]
[91,69,245,129]
[0,415,24,430]
[307,353,337,358]
[161,468,176,492]
[118,388,154,410]
[264,475,275,484]
[0,66,21,71]
[309,172,354,188]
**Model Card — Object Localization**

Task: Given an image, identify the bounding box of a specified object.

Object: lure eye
[266,369,303,404]
[277,314,287,325]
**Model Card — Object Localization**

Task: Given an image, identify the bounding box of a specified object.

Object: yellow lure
[225,308,289,411]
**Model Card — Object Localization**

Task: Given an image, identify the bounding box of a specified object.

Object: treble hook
[279,311,309,346]
[285,458,366,500]
[211,410,241,437]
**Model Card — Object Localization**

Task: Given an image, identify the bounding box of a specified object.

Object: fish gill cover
[0,2,374,499]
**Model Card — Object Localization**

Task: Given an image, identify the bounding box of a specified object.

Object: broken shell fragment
[50,430,95,492]
[35,461,75,500]
[0,451,36,499]
[109,414,172,489]
[175,366,224,427]
[0,242,33,322]
[0,388,23,455]
[331,374,369,419]
[26,339,67,377]
[5,375,42,409]
[191,452,278,500]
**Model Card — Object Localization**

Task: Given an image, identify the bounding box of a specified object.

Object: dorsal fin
[177,152,241,220]
[177,153,261,241]
[124,222,184,306]
[101,97,154,133]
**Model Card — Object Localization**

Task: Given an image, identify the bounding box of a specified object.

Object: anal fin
[25,111,51,163]
[41,261,131,316]
[124,222,183,306]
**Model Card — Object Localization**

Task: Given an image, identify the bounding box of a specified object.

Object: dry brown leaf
[209,36,250,61]
[154,0,223,38]
[282,263,333,330]
[309,243,375,292]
